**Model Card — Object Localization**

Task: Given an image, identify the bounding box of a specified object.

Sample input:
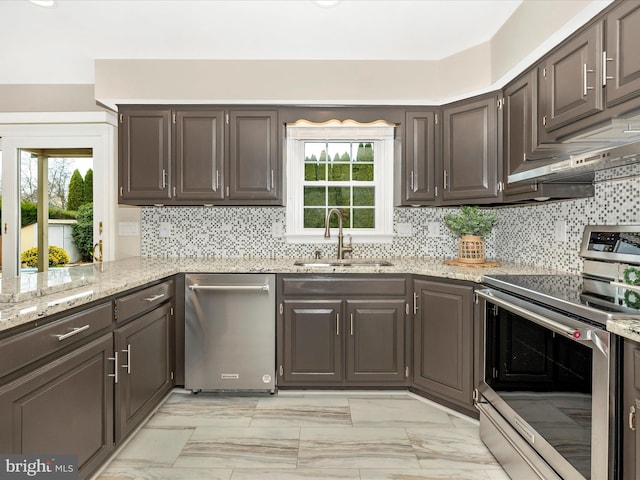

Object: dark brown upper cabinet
[118,106,281,206]
[174,110,225,202]
[605,1,640,107]
[228,110,279,202]
[119,107,171,202]
[401,110,439,205]
[442,94,501,203]
[541,21,604,134]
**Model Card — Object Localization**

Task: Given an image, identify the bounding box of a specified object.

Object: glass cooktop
[483,273,640,326]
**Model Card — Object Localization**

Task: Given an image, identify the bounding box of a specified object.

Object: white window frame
[285,120,395,243]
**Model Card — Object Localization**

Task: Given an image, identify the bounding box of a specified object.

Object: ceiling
[0,0,524,84]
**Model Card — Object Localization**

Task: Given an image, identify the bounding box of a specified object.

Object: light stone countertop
[0,256,560,334]
[607,319,640,344]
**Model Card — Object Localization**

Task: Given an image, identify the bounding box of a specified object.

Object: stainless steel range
[477,225,640,480]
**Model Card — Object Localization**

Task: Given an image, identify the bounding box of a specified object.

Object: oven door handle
[476,289,609,357]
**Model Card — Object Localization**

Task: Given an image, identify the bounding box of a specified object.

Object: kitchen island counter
[0,256,558,333]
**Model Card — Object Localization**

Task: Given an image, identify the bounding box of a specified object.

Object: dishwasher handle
[189,284,270,292]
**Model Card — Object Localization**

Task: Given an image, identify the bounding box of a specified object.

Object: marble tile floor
[95,390,510,480]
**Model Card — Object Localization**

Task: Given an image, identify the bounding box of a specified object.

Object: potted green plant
[444,206,497,264]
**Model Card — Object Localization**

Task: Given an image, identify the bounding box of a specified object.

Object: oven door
[476,288,610,480]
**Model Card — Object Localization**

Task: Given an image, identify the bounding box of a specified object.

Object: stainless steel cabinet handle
[336,313,340,336]
[350,313,354,335]
[603,51,615,86]
[630,405,636,431]
[122,344,131,374]
[583,63,595,96]
[144,293,166,302]
[443,170,449,190]
[55,324,90,341]
[214,170,219,192]
[410,171,415,192]
[189,284,270,292]
[413,292,418,315]
[108,351,119,384]
[271,169,275,189]
[162,169,168,189]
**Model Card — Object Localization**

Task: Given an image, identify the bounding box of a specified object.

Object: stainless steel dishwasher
[185,273,276,393]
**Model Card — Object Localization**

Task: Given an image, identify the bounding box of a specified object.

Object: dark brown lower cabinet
[622,338,640,480]
[345,300,406,383]
[413,279,475,416]
[114,302,174,442]
[281,300,343,384]
[277,275,409,388]
[0,334,114,480]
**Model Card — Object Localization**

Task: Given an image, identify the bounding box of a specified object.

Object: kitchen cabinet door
[622,339,640,480]
[542,22,603,132]
[503,70,541,198]
[174,110,225,201]
[442,95,500,202]
[345,299,407,384]
[403,111,438,204]
[280,299,343,385]
[228,110,280,202]
[0,334,114,480]
[114,302,174,442]
[413,279,474,413]
[605,1,640,107]
[119,107,171,202]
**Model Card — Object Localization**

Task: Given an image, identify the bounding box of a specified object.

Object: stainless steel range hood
[508,114,640,184]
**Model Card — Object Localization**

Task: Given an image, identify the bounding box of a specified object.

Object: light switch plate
[396,223,413,237]
[272,222,284,238]
[428,222,440,237]
[159,222,171,238]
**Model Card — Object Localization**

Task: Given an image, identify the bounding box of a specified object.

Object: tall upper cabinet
[401,110,439,204]
[441,94,501,204]
[118,106,281,206]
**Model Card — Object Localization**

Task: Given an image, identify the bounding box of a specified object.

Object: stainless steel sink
[294,260,393,267]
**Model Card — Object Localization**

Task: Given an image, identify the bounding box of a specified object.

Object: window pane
[328,163,350,181]
[327,142,351,163]
[305,142,327,162]
[352,163,374,181]
[304,208,326,228]
[355,143,375,162]
[353,187,374,206]
[353,208,375,228]
[328,187,351,206]
[327,208,351,229]
[304,163,325,181]
[304,187,326,206]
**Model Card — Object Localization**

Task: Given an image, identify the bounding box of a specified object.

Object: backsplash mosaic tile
[141,163,640,274]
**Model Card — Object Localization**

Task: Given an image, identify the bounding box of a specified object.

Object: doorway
[0,113,117,279]
[18,148,93,274]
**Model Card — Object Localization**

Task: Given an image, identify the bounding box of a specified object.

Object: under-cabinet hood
[509,114,640,184]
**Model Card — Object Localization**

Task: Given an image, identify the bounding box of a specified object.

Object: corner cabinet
[277,275,410,388]
[118,106,281,206]
[412,278,476,416]
[441,94,501,204]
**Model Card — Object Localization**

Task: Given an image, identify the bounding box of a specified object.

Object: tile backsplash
[141,163,640,273]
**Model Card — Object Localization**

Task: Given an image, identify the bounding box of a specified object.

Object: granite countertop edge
[0,256,559,334]
[607,319,640,344]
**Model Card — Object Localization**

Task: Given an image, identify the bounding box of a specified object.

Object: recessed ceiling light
[29,0,57,7]
[313,0,341,7]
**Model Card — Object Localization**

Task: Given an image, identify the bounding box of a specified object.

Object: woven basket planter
[457,235,486,264]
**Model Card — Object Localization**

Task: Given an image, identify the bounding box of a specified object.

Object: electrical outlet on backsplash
[140,163,639,273]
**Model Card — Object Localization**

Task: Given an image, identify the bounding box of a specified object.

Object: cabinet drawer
[280,276,407,297]
[115,279,174,323]
[0,302,113,379]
